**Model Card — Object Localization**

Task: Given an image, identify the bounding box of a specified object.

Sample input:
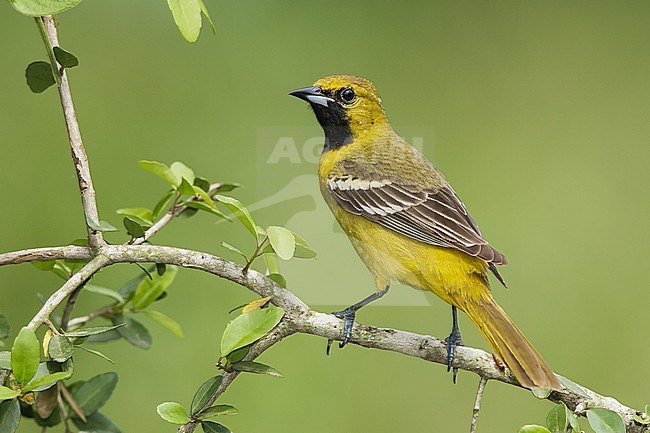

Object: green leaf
[197,405,238,420]
[215,195,257,238]
[518,426,552,433]
[85,216,118,232]
[547,403,568,433]
[0,315,10,339]
[153,190,176,219]
[83,285,125,304]
[178,207,199,219]
[53,47,79,68]
[263,252,280,275]
[11,327,40,385]
[220,242,247,261]
[220,306,284,356]
[587,408,625,433]
[27,362,61,392]
[0,386,20,401]
[293,244,317,259]
[112,315,152,349]
[74,345,114,364]
[201,421,231,433]
[192,186,222,213]
[191,375,223,415]
[157,401,189,424]
[116,207,154,226]
[198,0,215,33]
[138,160,181,188]
[0,399,20,433]
[51,262,72,279]
[22,371,71,393]
[230,361,283,377]
[72,411,122,433]
[9,0,84,16]
[167,0,202,43]
[193,176,211,192]
[179,177,196,195]
[185,201,227,218]
[266,226,296,260]
[25,61,55,93]
[139,310,185,338]
[565,405,581,431]
[65,325,125,337]
[123,217,146,238]
[47,335,73,362]
[132,265,178,310]
[31,261,55,271]
[224,346,249,364]
[170,161,195,184]
[292,232,317,259]
[71,372,118,415]
[214,183,240,193]
[156,263,167,276]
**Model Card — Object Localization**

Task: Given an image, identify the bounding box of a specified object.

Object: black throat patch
[310,99,353,152]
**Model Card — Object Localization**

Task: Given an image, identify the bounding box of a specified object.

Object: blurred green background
[2,1,649,432]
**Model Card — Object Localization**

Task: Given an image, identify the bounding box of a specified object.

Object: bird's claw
[326,308,356,355]
[444,328,463,383]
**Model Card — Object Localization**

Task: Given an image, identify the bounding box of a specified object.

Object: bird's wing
[327,177,508,265]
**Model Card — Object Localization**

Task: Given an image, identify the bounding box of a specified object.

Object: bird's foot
[444,328,464,383]
[326,308,356,355]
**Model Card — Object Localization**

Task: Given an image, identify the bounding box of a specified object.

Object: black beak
[289,86,334,107]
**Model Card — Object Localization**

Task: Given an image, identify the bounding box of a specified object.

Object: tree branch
[1,244,647,432]
[26,254,110,331]
[40,16,104,251]
[470,377,488,433]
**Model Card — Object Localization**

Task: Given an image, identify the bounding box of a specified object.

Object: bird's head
[290,75,389,151]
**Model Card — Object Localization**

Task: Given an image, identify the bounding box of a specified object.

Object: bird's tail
[464,298,561,390]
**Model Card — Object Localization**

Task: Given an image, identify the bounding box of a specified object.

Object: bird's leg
[444,305,464,383]
[327,286,389,354]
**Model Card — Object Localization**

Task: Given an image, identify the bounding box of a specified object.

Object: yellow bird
[290,75,560,391]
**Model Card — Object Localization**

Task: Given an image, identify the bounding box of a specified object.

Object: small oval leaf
[266,226,295,260]
[587,408,625,433]
[47,335,73,362]
[25,61,55,93]
[157,401,189,424]
[11,327,40,385]
[191,375,223,415]
[220,306,284,356]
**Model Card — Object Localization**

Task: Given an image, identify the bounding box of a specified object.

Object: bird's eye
[339,88,356,104]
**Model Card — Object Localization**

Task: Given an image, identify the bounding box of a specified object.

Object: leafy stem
[242,236,268,274]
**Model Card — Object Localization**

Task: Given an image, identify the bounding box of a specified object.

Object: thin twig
[44,320,60,335]
[67,303,116,328]
[469,377,488,433]
[60,284,85,331]
[40,16,104,251]
[132,182,221,246]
